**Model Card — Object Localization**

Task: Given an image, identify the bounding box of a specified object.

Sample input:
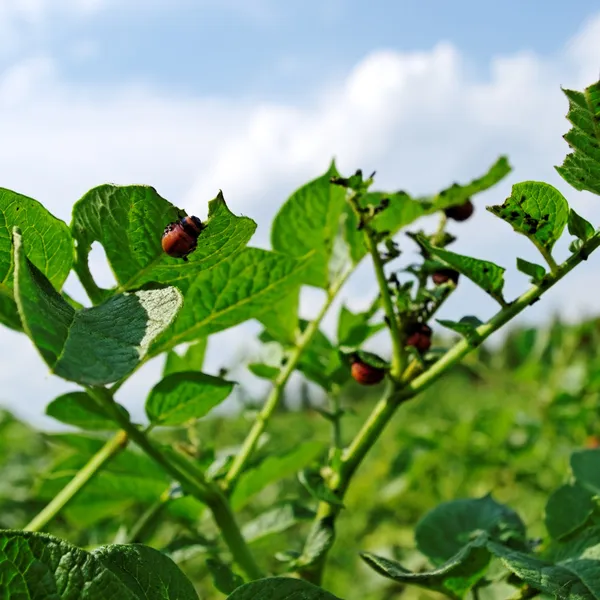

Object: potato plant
[0,77,599,600]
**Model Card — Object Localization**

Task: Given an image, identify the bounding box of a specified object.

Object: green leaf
[93,543,199,599]
[298,469,345,508]
[488,539,600,600]
[0,530,137,599]
[436,316,483,339]
[571,449,600,495]
[242,502,314,544]
[337,305,384,347]
[46,392,130,430]
[256,287,299,346]
[226,577,342,599]
[433,156,512,210]
[415,494,527,565]
[163,339,207,376]
[556,81,600,195]
[146,372,234,427]
[149,248,311,356]
[418,237,506,305]
[361,534,491,600]
[231,441,324,510]
[206,557,244,595]
[271,161,347,288]
[71,186,255,300]
[516,257,546,283]
[248,363,281,380]
[568,208,595,242]
[0,188,73,331]
[13,228,182,385]
[487,181,569,252]
[545,483,595,540]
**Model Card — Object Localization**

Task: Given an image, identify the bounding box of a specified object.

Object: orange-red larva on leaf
[161,216,203,261]
[350,359,385,386]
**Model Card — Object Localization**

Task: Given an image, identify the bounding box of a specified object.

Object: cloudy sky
[1,0,599,427]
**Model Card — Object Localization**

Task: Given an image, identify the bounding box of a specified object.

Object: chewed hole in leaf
[88,242,117,289]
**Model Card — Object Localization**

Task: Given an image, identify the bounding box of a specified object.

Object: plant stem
[222,275,348,491]
[24,430,129,532]
[329,385,343,449]
[534,240,559,275]
[298,232,600,582]
[86,386,263,580]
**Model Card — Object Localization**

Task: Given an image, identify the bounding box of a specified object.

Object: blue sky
[1,0,599,425]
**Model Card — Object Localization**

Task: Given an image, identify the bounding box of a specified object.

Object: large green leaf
[487,181,569,253]
[0,530,137,599]
[418,237,506,305]
[489,538,600,600]
[145,371,235,426]
[231,441,324,510]
[415,494,527,565]
[545,483,595,540]
[226,577,342,599]
[271,161,347,288]
[556,81,600,195]
[0,188,73,331]
[150,249,311,356]
[571,449,600,495]
[361,534,491,600]
[93,543,198,600]
[14,228,182,385]
[46,391,130,430]
[71,186,255,299]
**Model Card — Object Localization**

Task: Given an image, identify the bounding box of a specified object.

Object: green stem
[298,231,600,582]
[222,275,348,491]
[24,430,129,532]
[86,386,263,580]
[535,240,560,275]
[329,385,343,450]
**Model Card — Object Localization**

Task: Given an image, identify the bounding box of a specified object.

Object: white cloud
[1,13,600,426]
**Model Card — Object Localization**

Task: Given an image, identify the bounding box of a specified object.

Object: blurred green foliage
[2,316,600,599]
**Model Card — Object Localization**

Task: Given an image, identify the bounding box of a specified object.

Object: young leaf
[556,80,600,195]
[571,448,600,495]
[46,391,130,430]
[163,339,208,376]
[92,543,199,599]
[271,161,347,288]
[337,304,384,347]
[231,441,324,510]
[149,249,311,356]
[13,228,182,385]
[145,372,234,427]
[205,557,244,595]
[415,494,527,565]
[71,186,255,298]
[0,530,137,599]
[487,181,569,253]
[241,502,314,544]
[418,237,506,305]
[568,208,595,242]
[227,577,342,599]
[436,316,483,339]
[361,534,491,600]
[298,469,345,507]
[433,156,512,210]
[545,483,595,540]
[248,363,281,380]
[488,539,600,600]
[516,257,546,283]
[0,188,73,331]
